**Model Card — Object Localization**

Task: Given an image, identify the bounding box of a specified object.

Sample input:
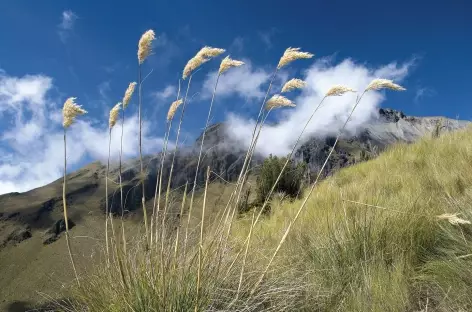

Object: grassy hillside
[230,124,472,311]
[52,124,472,312]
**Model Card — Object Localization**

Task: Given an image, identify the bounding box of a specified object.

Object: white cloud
[0,70,165,195]
[229,37,245,52]
[223,57,412,157]
[201,60,287,100]
[414,86,436,103]
[58,10,78,43]
[153,85,177,101]
[258,28,278,50]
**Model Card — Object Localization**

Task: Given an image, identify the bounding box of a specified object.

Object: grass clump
[255,154,306,207]
[231,126,472,311]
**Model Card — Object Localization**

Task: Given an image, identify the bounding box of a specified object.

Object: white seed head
[167,99,183,121]
[278,47,314,69]
[437,213,471,225]
[182,46,225,80]
[265,94,296,110]
[63,97,87,128]
[138,29,156,64]
[219,56,245,75]
[122,82,137,109]
[365,79,406,92]
[195,46,226,59]
[325,85,357,97]
[183,56,208,80]
[281,78,306,93]
[109,102,122,129]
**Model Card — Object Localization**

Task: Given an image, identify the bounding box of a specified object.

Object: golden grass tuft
[167,98,183,121]
[183,46,225,79]
[62,97,87,128]
[122,82,137,109]
[365,78,406,92]
[265,94,296,110]
[325,85,357,97]
[137,29,156,64]
[109,102,122,129]
[277,47,314,69]
[281,78,306,93]
[218,56,245,75]
[196,46,226,59]
[436,213,471,225]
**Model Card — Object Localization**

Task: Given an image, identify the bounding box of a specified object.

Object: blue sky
[0,0,470,193]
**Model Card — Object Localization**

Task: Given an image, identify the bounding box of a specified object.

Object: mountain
[0,108,468,248]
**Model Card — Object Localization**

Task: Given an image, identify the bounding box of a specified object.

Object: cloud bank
[221,57,413,157]
[0,71,165,195]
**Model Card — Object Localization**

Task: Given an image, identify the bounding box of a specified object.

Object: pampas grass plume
[196,46,225,59]
[63,97,87,128]
[183,46,226,79]
[109,102,122,129]
[219,56,245,75]
[122,82,137,109]
[266,94,296,110]
[278,47,314,69]
[437,213,471,225]
[167,99,183,121]
[325,85,357,97]
[138,30,156,64]
[365,78,406,92]
[281,78,306,93]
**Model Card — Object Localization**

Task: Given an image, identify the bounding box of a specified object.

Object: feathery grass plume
[62,96,86,287]
[195,46,226,60]
[277,47,314,69]
[365,78,406,92]
[183,56,208,80]
[63,97,87,128]
[167,99,183,121]
[122,82,137,109]
[437,213,471,225]
[281,78,306,93]
[219,55,245,75]
[325,85,357,97]
[182,46,225,79]
[109,102,121,128]
[137,29,156,64]
[266,94,296,110]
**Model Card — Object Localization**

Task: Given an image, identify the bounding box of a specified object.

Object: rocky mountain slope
[0,108,468,249]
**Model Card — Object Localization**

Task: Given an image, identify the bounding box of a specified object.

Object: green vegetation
[255,154,306,205]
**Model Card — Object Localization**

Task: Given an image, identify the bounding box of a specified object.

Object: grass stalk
[160,74,193,307]
[137,63,149,250]
[105,128,112,267]
[235,97,327,298]
[249,91,367,296]
[155,80,181,249]
[173,181,188,270]
[186,72,221,256]
[63,128,80,287]
[219,69,278,252]
[195,166,210,312]
[119,108,127,256]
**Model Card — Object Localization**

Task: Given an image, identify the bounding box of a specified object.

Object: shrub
[255,154,306,206]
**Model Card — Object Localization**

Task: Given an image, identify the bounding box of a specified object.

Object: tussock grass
[231,126,472,311]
